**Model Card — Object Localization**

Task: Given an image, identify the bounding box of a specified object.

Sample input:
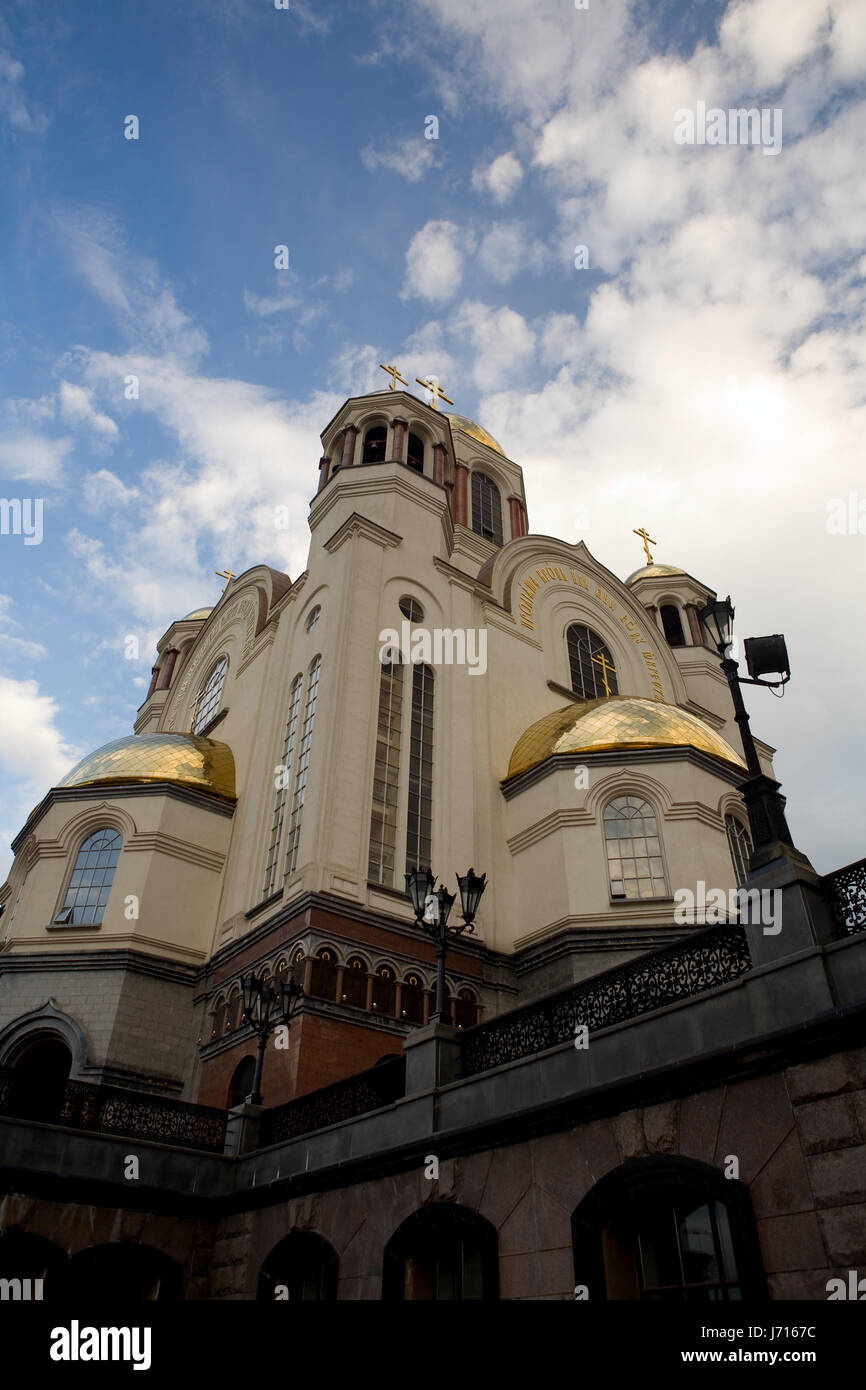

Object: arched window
[55,827,122,926]
[11,1038,72,1124]
[310,948,339,1002]
[342,956,368,1008]
[369,656,404,886]
[362,425,387,464]
[192,656,227,734]
[567,624,619,700]
[603,796,667,899]
[284,656,322,878]
[211,996,227,1039]
[406,664,434,877]
[454,988,478,1030]
[305,605,321,632]
[398,595,424,622]
[572,1157,766,1301]
[725,815,753,887]
[258,1231,338,1301]
[0,1230,67,1295]
[383,1205,499,1300]
[660,604,686,647]
[401,972,425,1024]
[372,965,396,1016]
[471,472,503,546]
[227,989,243,1033]
[227,1056,256,1108]
[263,673,303,898]
[407,433,425,473]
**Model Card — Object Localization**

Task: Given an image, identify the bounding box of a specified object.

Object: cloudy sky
[1,0,864,877]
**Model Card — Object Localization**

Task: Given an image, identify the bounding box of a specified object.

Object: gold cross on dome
[216,568,236,593]
[415,376,454,411]
[591,650,616,697]
[633,526,657,565]
[379,363,408,391]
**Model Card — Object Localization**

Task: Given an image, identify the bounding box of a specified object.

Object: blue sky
[1,0,864,877]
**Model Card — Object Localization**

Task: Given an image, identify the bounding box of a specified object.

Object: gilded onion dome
[57,733,236,800]
[506,697,745,780]
[625,563,689,586]
[445,413,505,456]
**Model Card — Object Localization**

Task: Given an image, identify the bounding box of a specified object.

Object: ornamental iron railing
[0,1073,227,1153]
[259,1054,406,1147]
[461,922,752,1077]
[823,857,866,937]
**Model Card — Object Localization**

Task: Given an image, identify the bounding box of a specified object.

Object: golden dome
[182,607,213,621]
[506,697,745,780]
[445,413,504,456]
[58,734,236,800]
[625,563,688,585]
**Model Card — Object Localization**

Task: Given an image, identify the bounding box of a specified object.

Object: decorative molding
[323,511,403,555]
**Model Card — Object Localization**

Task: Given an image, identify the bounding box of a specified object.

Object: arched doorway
[11,1037,72,1123]
[258,1231,338,1301]
[0,1229,67,1298]
[227,1056,256,1109]
[571,1156,767,1301]
[383,1204,499,1300]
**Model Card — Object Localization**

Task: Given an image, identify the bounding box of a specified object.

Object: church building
[1,384,864,1302]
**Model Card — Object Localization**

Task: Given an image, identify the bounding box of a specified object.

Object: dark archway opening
[383,1203,499,1300]
[11,1037,72,1123]
[258,1230,338,1301]
[57,1242,181,1301]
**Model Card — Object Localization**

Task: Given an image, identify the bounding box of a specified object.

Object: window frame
[191,655,228,735]
[602,795,669,901]
[54,826,122,928]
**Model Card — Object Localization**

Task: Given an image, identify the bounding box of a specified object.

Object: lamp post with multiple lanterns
[240,967,304,1106]
[405,868,487,1023]
[699,595,795,851]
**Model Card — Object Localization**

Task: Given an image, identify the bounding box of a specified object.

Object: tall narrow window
[604,796,667,899]
[192,656,227,734]
[284,656,321,878]
[567,624,619,700]
[55,828,121,926]
[406,664,434,877]
[660,605,686,647]
[725,815,753,887]
[262,674,303,898]
[407,433,425,473]
[471,472,503,546]
[362,426,387,464]
[368,657,404,886]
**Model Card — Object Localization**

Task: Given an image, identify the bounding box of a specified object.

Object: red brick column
[432,443,446,486]
[316,455,331,493]
[146,665,160,699]
[391,418,407,463]
[508,496,527,539]
[684,603,704,646]
[340,425,358,470]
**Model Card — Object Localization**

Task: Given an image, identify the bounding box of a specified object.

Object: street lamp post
[240,968,304,1106]
[405,868,487,1023]
[699,595,795,851]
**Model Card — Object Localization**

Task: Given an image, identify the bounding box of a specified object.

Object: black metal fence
[823,857,866,936]
[259,1055,406,1147]
[461,922,752,1077]
[0,1073,227,1153]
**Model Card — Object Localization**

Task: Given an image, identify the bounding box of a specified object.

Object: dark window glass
[567,624,619,700]
[454,989,478,1030]
[228,1056,256,1108]
[725,816,753,887]
[258,1232,338,1301]
[341,957,367,1009]
[398,595,424,622]
[401,973,425,1024]
[661,605,686,647]
[604,796,667,899]
[372,965,396,1016]
[58,828,121,926]
[284,656,321,877]
[407,433,424,473]
[383,1206,499,1301]
[470,472,503,545]
[369,658,403,886]
[310,948,338,1001]
[406,664,434,877]
[362,426,387,464]
[192,656,227,734]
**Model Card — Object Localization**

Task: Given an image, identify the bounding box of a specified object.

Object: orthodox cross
[633,526,657,565]
[216,568,236,593]
[415,376,454,411]
[591,650,616,697]
[379,363,408,391]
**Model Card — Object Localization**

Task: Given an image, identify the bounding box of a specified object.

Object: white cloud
[82,469,139,512]
[0,674,81,878]
[0,49,47,134]
[0,595,47,661]
[59,381,118,438]
[450,301,535,391]
[361,135,436,182]
[0,431,72,483]
[472,151,523,203]
[477,222,529,283]
[402,220,466,302]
